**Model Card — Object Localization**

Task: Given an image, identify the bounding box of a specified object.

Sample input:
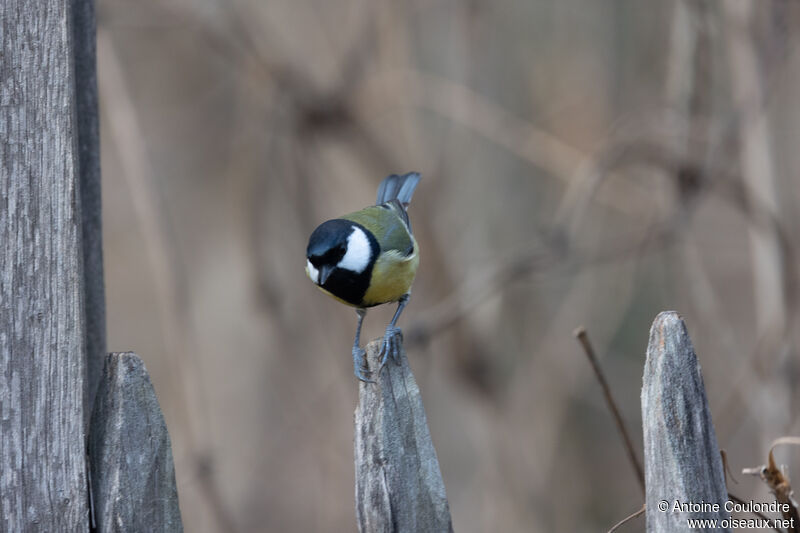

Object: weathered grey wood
[642,312,729,532]
[0,2,90,531]
[72,0,106,422]
[89,352,183,532]
[354,339,453,533]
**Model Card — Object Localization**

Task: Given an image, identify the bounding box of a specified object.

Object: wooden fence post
[89,353,183,531]
[354,340,453,533]
[1,3,183,531]
[0,2,91,530]
[641,312,729,532]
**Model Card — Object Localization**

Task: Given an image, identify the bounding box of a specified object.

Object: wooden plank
[89,352,183,532]
[354,339,453,533]
[0,2,89,530]
[642,312,729,532]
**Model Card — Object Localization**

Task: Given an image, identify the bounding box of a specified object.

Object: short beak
[319,264,334,285]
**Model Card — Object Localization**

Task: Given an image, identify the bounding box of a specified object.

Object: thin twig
[607,504,645,533]
[721,449,738,486]
[573,327,645,495]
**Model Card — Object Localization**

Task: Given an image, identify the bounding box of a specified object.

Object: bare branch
[607,504,645,533]
[574,327,645,495]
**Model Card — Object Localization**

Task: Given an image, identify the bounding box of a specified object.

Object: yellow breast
[361,241,419,307]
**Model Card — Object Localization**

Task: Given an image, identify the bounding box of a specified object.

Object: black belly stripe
[323,267,370,306]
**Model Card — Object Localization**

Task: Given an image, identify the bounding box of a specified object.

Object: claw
[379,326,403,370]
[352,346,374,383]
[377,295,409,373]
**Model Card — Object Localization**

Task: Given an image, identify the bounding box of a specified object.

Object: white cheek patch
[306,260,320,284]
[337,226,371,273]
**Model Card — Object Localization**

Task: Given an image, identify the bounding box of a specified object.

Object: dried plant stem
[743,437,800,531]
[573,327,645,495]
[607,504,645,533]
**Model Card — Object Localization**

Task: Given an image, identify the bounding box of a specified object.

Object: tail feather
[376,172,421,207]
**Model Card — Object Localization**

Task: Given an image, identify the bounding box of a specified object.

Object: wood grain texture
[89,353,183,532]
[641,312,729,532]
[0,2,89,530]
[354,339,453,533]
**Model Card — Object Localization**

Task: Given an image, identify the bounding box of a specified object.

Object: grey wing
[376,172,421,207]
[385,200,412,234]
[381,205,416,255]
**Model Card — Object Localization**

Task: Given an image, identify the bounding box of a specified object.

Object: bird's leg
[352,308,374,383]
[379,294,409,368]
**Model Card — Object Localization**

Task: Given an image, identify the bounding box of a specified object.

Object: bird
[305,172,421,382]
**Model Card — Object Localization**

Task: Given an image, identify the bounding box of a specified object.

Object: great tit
[305,172,421,382]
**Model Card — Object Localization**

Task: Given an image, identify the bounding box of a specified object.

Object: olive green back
[341,204,414,256]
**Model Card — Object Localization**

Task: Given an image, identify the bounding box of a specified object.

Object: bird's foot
[352,346,374,383]
[379,326,403,369]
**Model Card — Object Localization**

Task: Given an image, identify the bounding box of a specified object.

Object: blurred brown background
[97,1,800,531]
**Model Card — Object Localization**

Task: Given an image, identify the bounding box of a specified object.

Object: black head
[306,219,379,306]
[307,219,351,269]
